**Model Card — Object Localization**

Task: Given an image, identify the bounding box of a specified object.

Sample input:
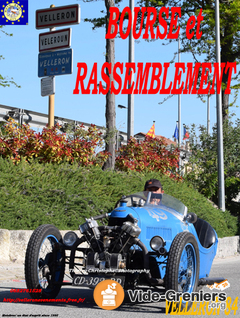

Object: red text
[73,62,236,95]
[105,7,203,40]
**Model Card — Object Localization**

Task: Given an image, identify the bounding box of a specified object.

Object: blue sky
[0,0,239,140]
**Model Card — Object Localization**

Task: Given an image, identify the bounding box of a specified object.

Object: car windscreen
[115,192,187,216]
[144,192,187,216]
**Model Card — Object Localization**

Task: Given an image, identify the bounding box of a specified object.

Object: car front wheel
[25,224,65,299]
[165,231,200,309]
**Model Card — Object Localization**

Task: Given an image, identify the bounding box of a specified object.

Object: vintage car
[25,191,224,306]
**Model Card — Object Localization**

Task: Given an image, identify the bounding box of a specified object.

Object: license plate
[72,275,125,288]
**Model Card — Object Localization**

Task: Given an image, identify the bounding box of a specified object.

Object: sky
[0,0,239,140]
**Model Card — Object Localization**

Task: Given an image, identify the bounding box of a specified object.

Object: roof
[135,132,177,146]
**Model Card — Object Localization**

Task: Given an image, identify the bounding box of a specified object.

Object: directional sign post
[36,4,80,128]
[36,4,80,29]
[38,48,73,77]
[39,28,72,52]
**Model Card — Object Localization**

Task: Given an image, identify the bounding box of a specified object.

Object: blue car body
[25,191,221,302]
[111,192,218,282]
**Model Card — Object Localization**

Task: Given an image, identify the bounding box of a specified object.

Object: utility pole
[178,36,182,173]
[127,0,134,140]
[215,0,225,211]
[207,95,210,135]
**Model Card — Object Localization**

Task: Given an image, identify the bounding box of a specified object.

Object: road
[0,256,239,318]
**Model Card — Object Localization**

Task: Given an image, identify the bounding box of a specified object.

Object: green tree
[83,0,240,167]
[138,0,240,121]
[0,26,20,88]
[185,119,240,211]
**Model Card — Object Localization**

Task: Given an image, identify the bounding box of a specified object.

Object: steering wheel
[115,194,147,208]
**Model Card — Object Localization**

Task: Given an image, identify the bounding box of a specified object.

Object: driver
[144,179,164,204]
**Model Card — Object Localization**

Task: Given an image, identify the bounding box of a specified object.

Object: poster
[0,0,239,317]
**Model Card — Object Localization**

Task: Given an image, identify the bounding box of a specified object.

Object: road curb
[0,229,239,262]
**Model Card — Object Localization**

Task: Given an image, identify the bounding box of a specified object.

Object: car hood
[110,204,189,251]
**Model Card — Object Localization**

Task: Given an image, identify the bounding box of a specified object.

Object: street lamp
[118,104,128,131]
[117,104,128,150]
[118,104,127,109]
[117,104,128,148]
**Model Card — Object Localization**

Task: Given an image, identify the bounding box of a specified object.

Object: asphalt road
[0,256,239,318]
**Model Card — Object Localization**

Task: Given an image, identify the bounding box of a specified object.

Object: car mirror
[185,212,198,224]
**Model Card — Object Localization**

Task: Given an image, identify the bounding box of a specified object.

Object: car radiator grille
[146,227,172,241]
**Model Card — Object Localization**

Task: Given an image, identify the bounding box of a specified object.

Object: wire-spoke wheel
[25,224,65,299]
[165,232,200,310]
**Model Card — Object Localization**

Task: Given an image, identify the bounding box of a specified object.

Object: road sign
[36,4,80,29]
[38,48,73,77]
[39,28,72,52]
[41,76,55,96]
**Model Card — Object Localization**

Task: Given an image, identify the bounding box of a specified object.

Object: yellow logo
[206,279,230,291]
[93,280,125,310]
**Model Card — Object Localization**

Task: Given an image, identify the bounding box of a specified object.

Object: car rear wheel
[165,231,199,309]
[25,224,65,299]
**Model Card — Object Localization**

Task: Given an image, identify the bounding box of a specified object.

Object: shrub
[0,158,237,237]
[115,136,181,180]
[0,119,109,166]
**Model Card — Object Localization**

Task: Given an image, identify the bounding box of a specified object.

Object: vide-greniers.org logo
[128,289,227,303]
[127,289,239,315]
[93,280,125,310]
[93,279,238,314]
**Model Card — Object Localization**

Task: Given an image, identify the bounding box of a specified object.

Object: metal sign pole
[48,92,55,127]
[37,4,79,127]
[48,4,55,128]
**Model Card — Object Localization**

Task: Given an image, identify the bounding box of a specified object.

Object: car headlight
[63,231,78,247]
[150,236,165,253]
